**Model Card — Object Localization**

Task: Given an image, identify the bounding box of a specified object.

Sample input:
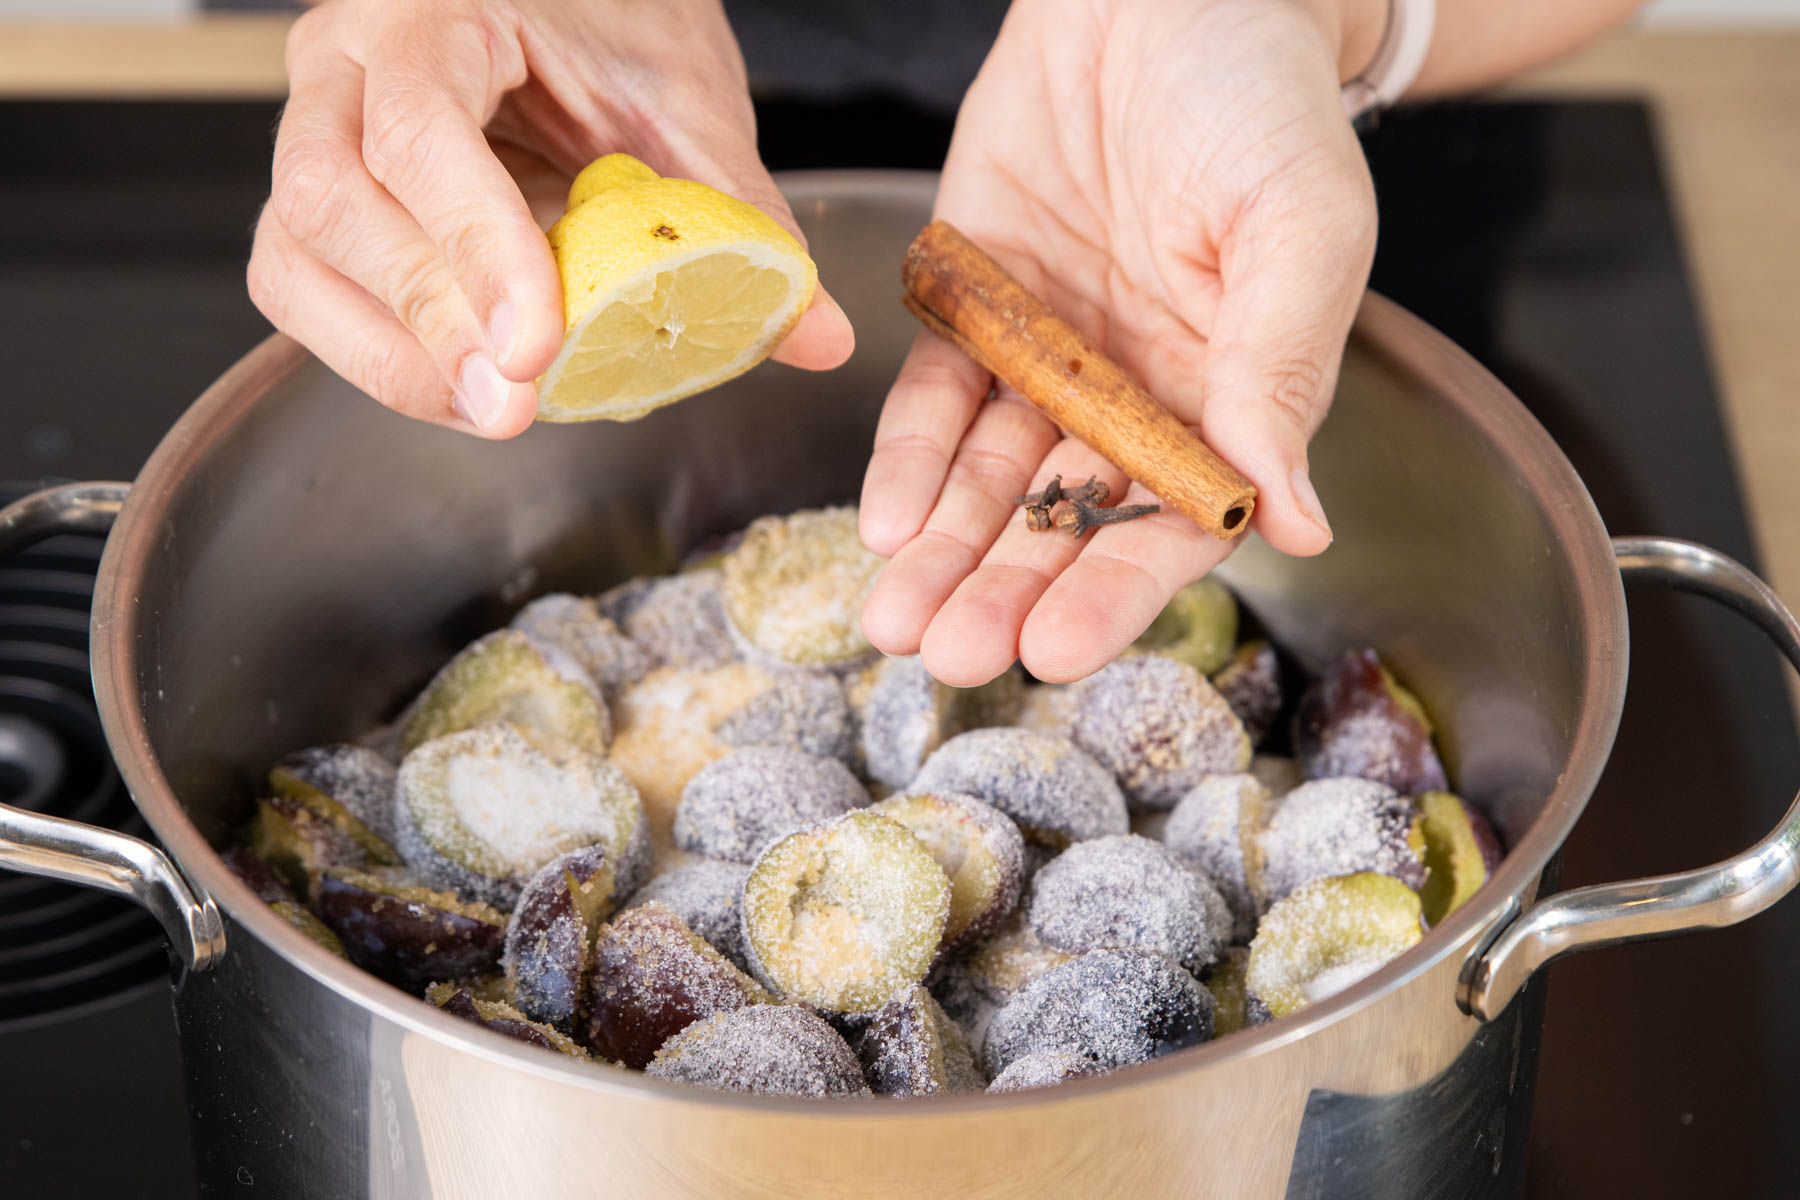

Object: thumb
[1199,178,1375,557]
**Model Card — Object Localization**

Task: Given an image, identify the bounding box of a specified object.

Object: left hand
[858,0,1379,685]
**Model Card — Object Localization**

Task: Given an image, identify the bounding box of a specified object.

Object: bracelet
[1340,0,1436,121]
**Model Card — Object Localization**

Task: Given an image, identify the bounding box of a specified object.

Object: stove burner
[0,487,166,1022]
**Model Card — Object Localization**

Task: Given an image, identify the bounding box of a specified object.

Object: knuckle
[360,80,443,189]
[270,139,355,248]
[1264,355,1326,430]
[386,251,453,340]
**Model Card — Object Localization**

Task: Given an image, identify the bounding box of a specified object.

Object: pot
[2,172,1797,1200]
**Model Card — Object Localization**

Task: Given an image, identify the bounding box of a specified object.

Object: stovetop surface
[1,97,1794,1199]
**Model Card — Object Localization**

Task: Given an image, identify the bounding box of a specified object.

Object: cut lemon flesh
[536,156,817,423]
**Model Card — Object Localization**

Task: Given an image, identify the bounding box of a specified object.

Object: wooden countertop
[1,20,1795,608]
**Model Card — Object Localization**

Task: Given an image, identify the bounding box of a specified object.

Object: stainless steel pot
[2,172,1797,1200]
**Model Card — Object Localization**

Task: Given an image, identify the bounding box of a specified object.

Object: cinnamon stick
[901,220,1256,540]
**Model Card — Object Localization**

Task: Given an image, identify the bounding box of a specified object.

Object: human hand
[860,0,1379,685]
[247,0,853,438]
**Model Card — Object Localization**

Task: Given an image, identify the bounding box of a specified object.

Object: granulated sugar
[1027,835,1231,972]
[1163,773,1273,941]
[646,1004,869,1096]
[910,728,1128,850]
[1255,778,1425,905]
[673,746,867,864]
[622,858,754,973]
[869,791,1025,951]
[986,1049,1105,1093]
[615,571,741,671]
[511,593,652,696]
[857,985,984,1095]
[504,844,614,1033]
[712,671,857,764]
[1243,873,1424,1019]
[270,743,400,848]
[1070,657,1252,811]
[720,507,883,669]
[981,948,1214,1077]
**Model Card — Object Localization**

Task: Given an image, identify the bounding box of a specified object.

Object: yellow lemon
[536,154,818,423]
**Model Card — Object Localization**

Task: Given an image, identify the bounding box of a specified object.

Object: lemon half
[536,155,818,423]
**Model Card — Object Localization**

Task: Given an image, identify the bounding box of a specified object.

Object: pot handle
[0,482,226,979]
[1460,536,1800,1020]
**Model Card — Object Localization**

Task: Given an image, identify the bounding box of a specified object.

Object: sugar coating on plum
[1163,773,1274,943]
[583,904,772,1069]
[870,791,1025,951]
[1070,657,1252,812]
[857,985,985,1095]
[859,656,1023,789]
[646,1004,870,1096]
[742,811,951,1014]
[247,794,376,902]
[981,948,1214,1077]
[503,845,617,1033]
[609,570,741,671]
[1245,872,1424,1019]
[511,593,652,697]
[929,908,1073,1048]
[270,743,401,853]
[911,728,1128,852]
[986,1049,1106,1093]
[1255,778,1425,907]
[427,982,587,1058]
[674,747,867,864]
[1027,835,1231,973]
[621,858,754,972]
[313,867,506,992]
[712,671,856,764]
[395,724,649,908]
[1211,640,1283,749]
[1294,649,1448,796]
[400,629,611,761]
[720,506,884,669]
[1131,577,1239,676]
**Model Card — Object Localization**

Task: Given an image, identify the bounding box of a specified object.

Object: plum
[1255,778,1426,907]
[313,867,505,992]
[510,593,651,698]
[620,858,754,973]
[583,904,771,1069]
[1131,577,1238,675]
[870,791,1025,951]
[1245,872,1424,1020]
[646,1004,869,1096]
[1202,947,1252,1037]
[1415,791,1504,926]
[1294,649,1448,795]
[929,909,1073,1049]
[245,794,373,901]
[1210,640,1284,749]
[503,845,617,1034]
[395,724,650,908]
[400,629,611,760]
[269,743,402,857]
[426,982,587,1058]
[603,570,741,671]
[986,1050,1106,1093]
[1026,835,1231,974]
[857,985,984,1095]
[910,728,1128,853]
[712,671,857,764]
[742,811,950,1014]
[1069,657,1252,812]
[721,506,884,669]
[1163,773,1274,942]
[859,655,1023,789]
[220,845,348,957]
[981,949,1214,1077]
[673,747,867,864]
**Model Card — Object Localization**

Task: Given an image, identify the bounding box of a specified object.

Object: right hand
[248,0,853,438]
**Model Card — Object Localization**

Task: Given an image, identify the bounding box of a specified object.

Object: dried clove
[1051,499,1162,538]
[1014,475,1108,509]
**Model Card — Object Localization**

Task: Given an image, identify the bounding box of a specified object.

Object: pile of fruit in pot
[226,505,1502,1098]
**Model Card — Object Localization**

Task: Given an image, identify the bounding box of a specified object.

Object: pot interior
[101,171,1625,946]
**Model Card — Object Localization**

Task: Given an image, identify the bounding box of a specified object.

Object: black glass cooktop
[0,97,1793,1199]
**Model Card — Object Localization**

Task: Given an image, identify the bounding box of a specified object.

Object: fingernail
[488,300,520,365]
[454,355,509,431]
[1289,467,1333,540]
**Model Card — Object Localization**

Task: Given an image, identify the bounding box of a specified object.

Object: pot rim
[91,170,1629,1114]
